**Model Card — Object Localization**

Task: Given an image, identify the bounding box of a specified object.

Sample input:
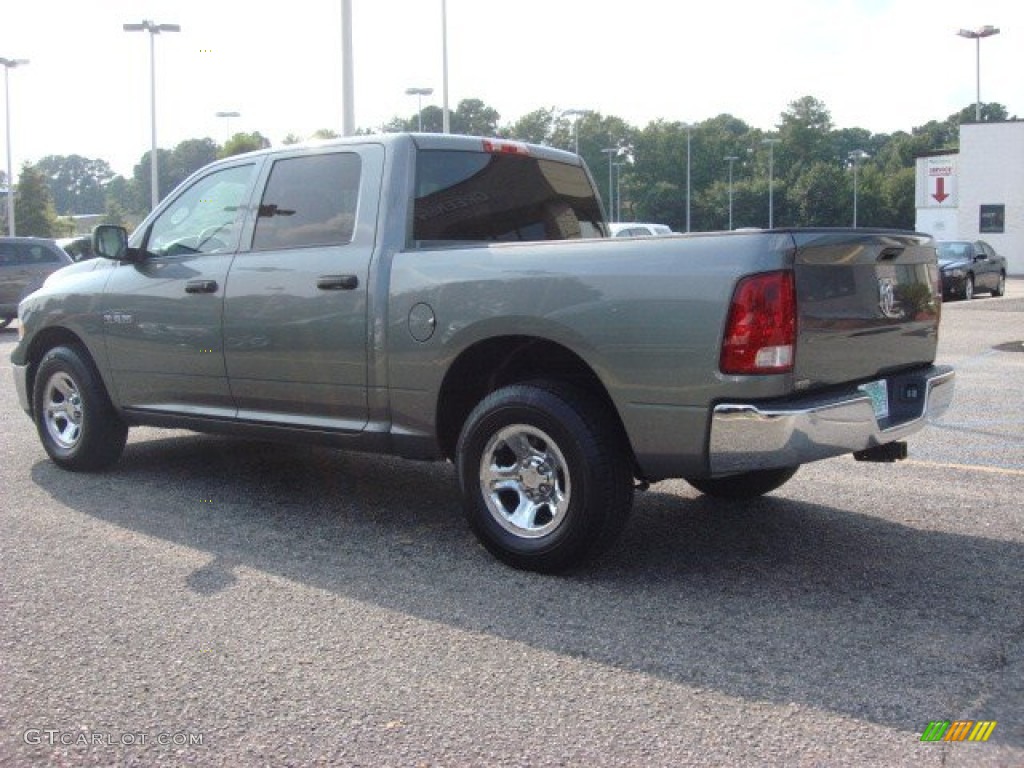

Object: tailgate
[791,230,941,388]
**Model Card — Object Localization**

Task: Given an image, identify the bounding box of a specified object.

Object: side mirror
[92,225,131,261]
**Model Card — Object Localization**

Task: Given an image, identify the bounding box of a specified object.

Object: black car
[936,240,1007,301]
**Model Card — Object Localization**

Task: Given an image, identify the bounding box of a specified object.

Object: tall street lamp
[684,124,693,233]
[762,138,780,228]
[613,161,626,223]
[848,149,869,228]
[340,0,355,136]
[1,57,28,236]
[562,108,591,155]
[405,87,434,132]
[601,147,619,223]
[441,0,450,133]
[957,25,1000,122]
[215,110,240,144]
[724,155,739,231]
[123,19,180,212]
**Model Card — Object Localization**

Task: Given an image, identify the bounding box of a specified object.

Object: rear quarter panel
[385,231,796,477]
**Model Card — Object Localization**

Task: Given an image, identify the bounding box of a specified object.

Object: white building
[915,121,1024,275]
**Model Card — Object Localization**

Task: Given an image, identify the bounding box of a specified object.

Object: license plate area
[858,379,890,420]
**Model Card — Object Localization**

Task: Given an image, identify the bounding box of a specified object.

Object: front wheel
[686,466,799,500]
[456,382,634,572]
[964,274,975,301]
[32,345,128,471]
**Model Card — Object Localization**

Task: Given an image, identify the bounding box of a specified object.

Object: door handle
[317,274,359,291]
[185,279,219,294]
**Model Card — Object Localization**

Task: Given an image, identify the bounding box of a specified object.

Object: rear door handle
[317,274,359,291]
[185,279,219,294]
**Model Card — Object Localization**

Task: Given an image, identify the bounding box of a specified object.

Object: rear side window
[413,150,604,244]
[253,153,361,250]
[23,244,60,263]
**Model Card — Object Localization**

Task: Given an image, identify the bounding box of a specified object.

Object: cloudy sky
[2,0,1022,177]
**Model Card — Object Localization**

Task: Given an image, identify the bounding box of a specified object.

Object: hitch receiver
[854,441,908,463]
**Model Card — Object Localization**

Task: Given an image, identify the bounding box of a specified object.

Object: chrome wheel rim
[965,277,973,300]
[479,425,571,538]
[43,371,84,450]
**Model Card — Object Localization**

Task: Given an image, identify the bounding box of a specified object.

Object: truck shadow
[31,433,1023,745]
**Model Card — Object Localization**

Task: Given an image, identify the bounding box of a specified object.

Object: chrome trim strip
[709,366,955,476]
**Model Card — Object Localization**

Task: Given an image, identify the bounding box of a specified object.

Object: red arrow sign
[933,177,949,203]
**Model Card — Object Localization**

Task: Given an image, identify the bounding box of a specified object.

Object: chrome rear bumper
[708,365,955,476]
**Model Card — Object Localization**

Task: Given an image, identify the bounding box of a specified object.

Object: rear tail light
[720,271,796,375]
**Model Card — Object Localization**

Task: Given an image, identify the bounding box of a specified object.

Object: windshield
[413,150,605,244]
[936,242,972,261]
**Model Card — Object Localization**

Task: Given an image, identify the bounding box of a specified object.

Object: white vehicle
[609,222,675,237]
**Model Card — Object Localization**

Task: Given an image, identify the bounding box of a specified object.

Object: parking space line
[905,459,1024,477]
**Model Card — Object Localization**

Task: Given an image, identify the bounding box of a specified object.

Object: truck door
[102,160,260,414]
[222,145,383,431]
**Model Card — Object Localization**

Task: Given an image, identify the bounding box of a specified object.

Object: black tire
[992,272,1006,297]
[456,381,634,572]
[686,466,799,500]
[964,274,974,301]
[32,345,128,471]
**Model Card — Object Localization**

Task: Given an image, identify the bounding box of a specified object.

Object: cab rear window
[413,150,604,245]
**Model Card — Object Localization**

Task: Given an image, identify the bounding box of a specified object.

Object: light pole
[613,161,626,223]
[562,108,591,155]
[215,110,240,144]
[684,123,692,233]
[405,87,434,132]
[340,0,355,136]
[848,149,869,228]
[724,155,739,231]
[1,57,28,237]
[762,138,780,228]
[957,25,1000,122]
[441,0,450,133]
[123,20,180,211]
[601,147,619,222]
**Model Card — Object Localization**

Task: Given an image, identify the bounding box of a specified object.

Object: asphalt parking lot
[1,280,1021,767]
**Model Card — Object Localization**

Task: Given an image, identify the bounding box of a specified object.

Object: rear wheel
[32,345,128,471]
[992,272,1006,297]
[686,466,799,500]
[456,382,634,572]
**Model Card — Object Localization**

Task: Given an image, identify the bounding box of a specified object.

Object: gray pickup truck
[11,133,954,571]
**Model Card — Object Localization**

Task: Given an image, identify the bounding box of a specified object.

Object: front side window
[413,150,605,244]
[252,152,361,250]
[146,164,256,257]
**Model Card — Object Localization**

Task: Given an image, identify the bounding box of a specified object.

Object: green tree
[504,107,558,145]
[219,132,270,158]
[787,161,848,226]
[452,98,501,135]
[14,163,59,237]
[35,154,114,215]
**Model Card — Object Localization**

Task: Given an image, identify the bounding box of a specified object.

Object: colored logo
[921,720,997,742]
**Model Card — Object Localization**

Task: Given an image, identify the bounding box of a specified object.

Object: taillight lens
[720,271,796,375]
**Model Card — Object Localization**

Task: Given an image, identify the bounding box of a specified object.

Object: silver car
[0,237,74,329]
